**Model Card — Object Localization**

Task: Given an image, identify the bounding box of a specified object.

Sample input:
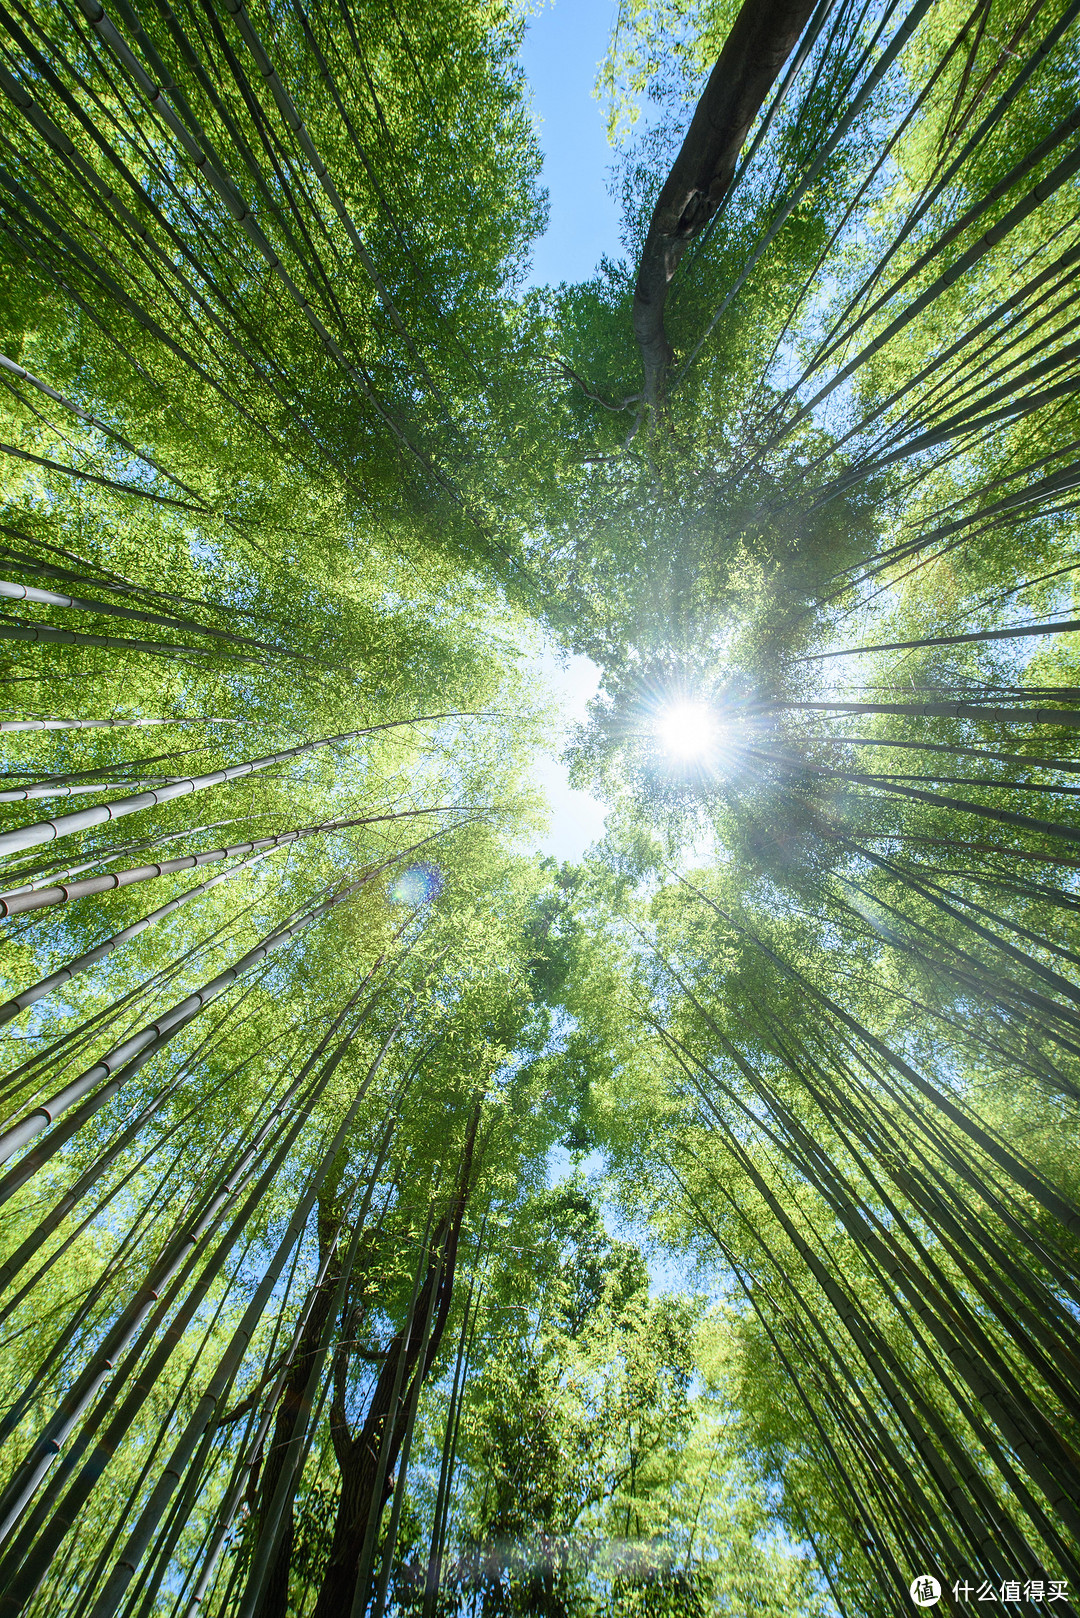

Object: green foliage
[1,1,1080,1615]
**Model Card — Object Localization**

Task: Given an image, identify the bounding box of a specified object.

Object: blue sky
[519,0,623,288]
[528,646,607,863]
[518,1,623,862]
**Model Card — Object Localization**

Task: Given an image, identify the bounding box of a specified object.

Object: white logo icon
[910,1575,941,1607]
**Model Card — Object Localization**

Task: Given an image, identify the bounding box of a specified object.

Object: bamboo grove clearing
[0,0,1078,1612]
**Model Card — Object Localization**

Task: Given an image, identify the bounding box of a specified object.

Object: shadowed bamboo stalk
[667,0,936,404]
[661,1011,1080,1542]
[0,718,233,733]
[0,815,265,901]
[0,803,487,919]
[631,0,820,406]
[0,900,263,1121]
[796,617,1080,662]
[0,850,281,1024]
[225,1124,400,1618]
[0,711,491,860]
[0,994,267,1302]
[83,1027,405,1618]
[73,0,452,490]
[0,580,317,663]
[0,354,203,500]
[0,776,205,805]
[0,952,408,1586]
[0,871,372,1174]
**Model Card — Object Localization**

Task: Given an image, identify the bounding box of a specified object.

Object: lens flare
[389,862,443,906]
[657,702,719,760]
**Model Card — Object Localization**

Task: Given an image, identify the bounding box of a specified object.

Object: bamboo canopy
[0,0,1079,1614]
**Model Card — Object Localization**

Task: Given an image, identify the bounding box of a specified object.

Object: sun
[657,702,719,760]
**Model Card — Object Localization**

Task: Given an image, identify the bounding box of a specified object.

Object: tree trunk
[632,0,817,406]
[249,1215,350,1618]
[311,1108,480,1618]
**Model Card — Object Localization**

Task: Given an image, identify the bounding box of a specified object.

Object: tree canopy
[0,0,1078,1613]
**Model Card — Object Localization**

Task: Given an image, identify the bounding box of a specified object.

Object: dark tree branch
[632,0,818,408]
[213,1349,289,1427]
[553,359,641,413]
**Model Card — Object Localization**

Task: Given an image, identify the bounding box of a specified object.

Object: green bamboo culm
[1,0,1080,1613]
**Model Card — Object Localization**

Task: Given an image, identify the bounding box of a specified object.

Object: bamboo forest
[3,0,1080,1611]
